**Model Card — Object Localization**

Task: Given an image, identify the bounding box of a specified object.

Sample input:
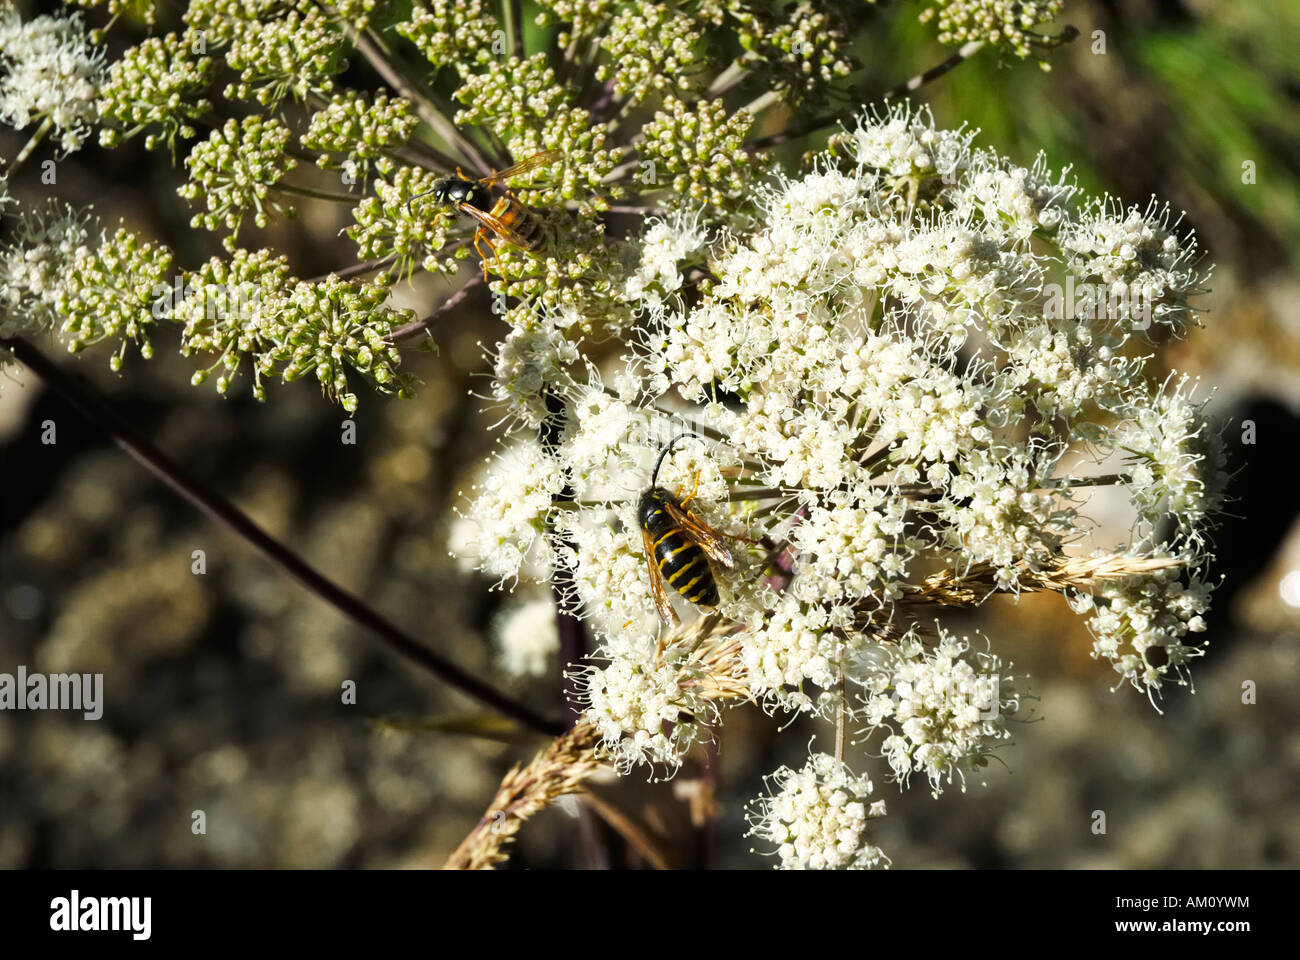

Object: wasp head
[637,487,673,527]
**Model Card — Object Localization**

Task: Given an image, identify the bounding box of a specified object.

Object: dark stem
[307,253,397,284]
[538,387,614,865]
[540,390,589,720]
[503,0,524,59]
[746,39,988,151]
[1,336,566,736]
[587,78,621,123]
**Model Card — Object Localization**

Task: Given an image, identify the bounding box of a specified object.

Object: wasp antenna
[406,186,436,216]
[650,431,703,488]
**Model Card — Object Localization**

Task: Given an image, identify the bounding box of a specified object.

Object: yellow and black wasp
[407,149,561,278]
[638,433,757,625]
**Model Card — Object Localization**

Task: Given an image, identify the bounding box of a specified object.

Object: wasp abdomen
[489,196,546,250]
[640,490,720,607]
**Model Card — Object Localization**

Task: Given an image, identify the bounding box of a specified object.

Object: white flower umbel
[951,149,1075,244]
[740,595,859,716]
[788,494,912,602]
[448,438,565,584]
[490,318,581,429]
[1071,566,1213,700]
[571,639,718,778]
[850,104,974,182]
[463,104,1224,865]
[1059,197,1209,334]
[1111,375,1228,548]
[0,3,102,153]
[857,626,1018,796]
[939,443,1075,588]
[746,752,889,870]
[622,210,709,311]
[0,200,91,338]
[474,103,1224,703]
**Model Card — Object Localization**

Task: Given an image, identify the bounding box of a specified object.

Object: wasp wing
[642,526,680,626]
[455,202,538,250]
[663,500,744,569]
[478,149,564,186]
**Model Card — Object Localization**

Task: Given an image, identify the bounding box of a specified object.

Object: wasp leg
[473,228,498,281]
[677,467,703,508]
[722,525,762,546]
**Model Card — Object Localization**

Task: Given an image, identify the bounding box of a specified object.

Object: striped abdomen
[639,489,719,608]
[489,196,547,251]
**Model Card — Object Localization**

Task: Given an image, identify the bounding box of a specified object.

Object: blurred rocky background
[2,0,1299,868]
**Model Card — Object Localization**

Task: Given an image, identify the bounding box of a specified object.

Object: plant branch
[307,253,397,284]
[581,781,676,870]
[502,0,524,60]
[7,117,53,178]
[1036,473,1132,490]
[738,89,782,117]
[707,59,750,98]
[746,39,987,151]
[0,336,565,736]
[276,182,359,203]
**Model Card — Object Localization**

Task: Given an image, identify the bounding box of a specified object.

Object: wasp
[407,149,561,278]
[638,433,756,626]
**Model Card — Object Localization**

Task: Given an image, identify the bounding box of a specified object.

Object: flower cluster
[456,104,1221,867]
[493,595,560,679]
[1070,566,1213,699]
[96,32,213,151]
[193,0,345,106]
[451,53,619,208]
[1058,199,1208,334]
[745,753,889,870]
[1,210,415,411]
[55,227,173,368]
[397,0,501,72]
[448,438,565,583]
[637,98,769,212]
[0,2,101,153]
[0,200,91,338]
[177,115,296,246]
[595,2,703,103]
[857,627,1018,795]
[173,254,415,412]
[350,163,458,280]
[302,91,418,186]
[1113,375,1227,547]
[620,209,709,309]
[572,641,719,776]
[919,0,1068,60]
[748,1,857,104]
